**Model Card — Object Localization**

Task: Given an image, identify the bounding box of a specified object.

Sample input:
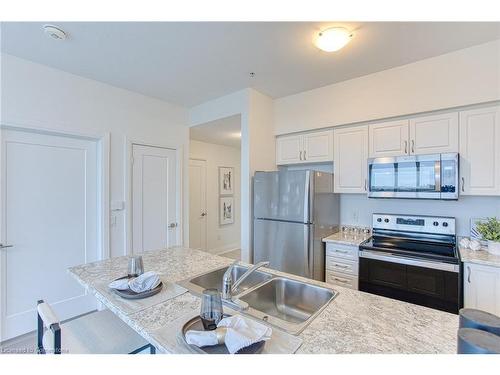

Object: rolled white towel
[469,239,482,251]
[128,271,161,293]
[108,278,130,290]
[459,237,471,249]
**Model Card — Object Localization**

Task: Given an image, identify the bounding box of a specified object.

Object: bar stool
[459,308,500,336]
[458,328,500,354]
[37,300,155,354]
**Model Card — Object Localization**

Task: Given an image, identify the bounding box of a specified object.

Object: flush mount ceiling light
[43,24,67,41]
[314,27,352,52]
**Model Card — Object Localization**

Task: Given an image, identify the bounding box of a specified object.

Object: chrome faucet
[222,260,270,300]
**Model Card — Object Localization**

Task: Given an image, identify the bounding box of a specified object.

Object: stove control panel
[372,214,455,235]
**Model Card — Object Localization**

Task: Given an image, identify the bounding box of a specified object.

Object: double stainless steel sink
[178,264,338,335]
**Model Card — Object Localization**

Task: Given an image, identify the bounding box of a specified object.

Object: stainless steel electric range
[359,213,462,314]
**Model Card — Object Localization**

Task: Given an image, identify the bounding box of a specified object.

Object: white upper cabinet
[369,112,458,158]
[276,134,303,165]
[460,105,500,196]
[369,120,409,158]
[334,125,368,194]
[276,130,333,165]
[409,112,459,154]
[302,130,333,163]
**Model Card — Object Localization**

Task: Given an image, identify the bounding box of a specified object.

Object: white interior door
[189,159,207,251]
[0,128,99,341]
[132,144,177,254]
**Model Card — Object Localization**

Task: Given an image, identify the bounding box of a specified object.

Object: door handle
[461,177,465,192]
[411,140,415,154]
[467,266,471,283]
[404,140,408,154]
[0,243,13,249]
[168,223,178,229]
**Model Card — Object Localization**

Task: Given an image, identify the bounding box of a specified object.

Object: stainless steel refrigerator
[253,170,340,281]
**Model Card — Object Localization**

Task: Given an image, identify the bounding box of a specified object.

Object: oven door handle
[359,250,460,273]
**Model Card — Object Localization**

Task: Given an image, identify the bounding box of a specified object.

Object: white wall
[1,54,189,258]
[274,40,500,135]
[340,194,500,237]
[282,162,500,237]
[189,140,241,254]
[188,88,275,262]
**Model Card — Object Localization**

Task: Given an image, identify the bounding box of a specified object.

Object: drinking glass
[200,288,223,330]
[127,256,144,278]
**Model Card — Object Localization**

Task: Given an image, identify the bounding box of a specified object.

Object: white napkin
[108,278,130,290]
[128,271,161,293]
[185,329,219,347]
[219,315,272,354]
[185,315,272,354]
[108,271,161,293]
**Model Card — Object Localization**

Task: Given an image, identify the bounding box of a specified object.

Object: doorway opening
[189,115,241,261]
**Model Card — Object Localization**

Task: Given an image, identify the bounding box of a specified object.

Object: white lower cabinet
[325,243,359,290]
[464,262,500,316]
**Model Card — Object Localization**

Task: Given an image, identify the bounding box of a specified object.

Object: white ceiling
[190,115,241,149]
[1,22,499,107]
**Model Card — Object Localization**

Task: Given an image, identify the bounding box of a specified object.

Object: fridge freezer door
[253,219,312,279]
[253,170,311,223]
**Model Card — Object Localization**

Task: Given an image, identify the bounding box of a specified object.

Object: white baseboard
[213,245,240,255]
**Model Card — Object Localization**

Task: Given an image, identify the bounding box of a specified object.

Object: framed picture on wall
[218,166,234,195]
[219,197,235,225]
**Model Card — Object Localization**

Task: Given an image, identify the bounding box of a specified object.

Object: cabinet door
[409,112,459,154]
[303,130,333,163]
[334,125,368,193]
[276,134,303,165]
[460,106,500,196]
[368,120,409,157]
[464,262,500,316]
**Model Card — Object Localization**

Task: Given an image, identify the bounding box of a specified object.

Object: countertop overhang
[68,247,458,354]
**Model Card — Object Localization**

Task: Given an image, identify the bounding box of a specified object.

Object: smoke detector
[43,25,67,41]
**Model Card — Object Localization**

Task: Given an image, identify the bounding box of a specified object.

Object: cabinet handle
[411,140,415,154]
[299,150,303,161]
[334,277,349,283]
[334,264,349,269]
[364,179,367,191]
[303,150,306,160]
[467,266,471,283]
[404,140,408,154]
[335,249,348,254]
[461,177,465,192]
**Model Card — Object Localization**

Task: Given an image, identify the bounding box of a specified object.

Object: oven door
[359,250,462,314]
[368,154,446,199]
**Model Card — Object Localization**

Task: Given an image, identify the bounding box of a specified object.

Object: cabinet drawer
[326,256,358,276]
[326,243,359,261]
[326,271,358,290]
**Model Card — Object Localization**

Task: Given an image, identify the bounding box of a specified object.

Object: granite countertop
[69,247,458,354]
[459,245,500,268]
[322,231,371,246]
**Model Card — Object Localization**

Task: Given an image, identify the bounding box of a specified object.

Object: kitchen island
[69,247,458,354]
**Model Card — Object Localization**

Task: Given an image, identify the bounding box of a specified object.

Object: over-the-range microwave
[367,153,459,200]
